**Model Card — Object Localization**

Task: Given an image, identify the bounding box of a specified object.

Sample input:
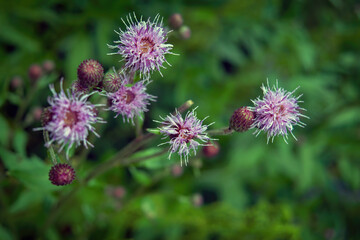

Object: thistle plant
[34,13,308,187]
[28,14,309,232]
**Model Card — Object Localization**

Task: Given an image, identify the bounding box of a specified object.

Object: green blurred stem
[134,116,143,137]
[15,83,38,122]
[43,100,194,232]
[207,127,234,136]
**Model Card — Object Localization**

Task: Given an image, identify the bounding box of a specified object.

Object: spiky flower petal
[106,74,156,123]
[158,108,212,165]
[34,79,105,158]
[109,13,174,77]
[250,80,308,143]
[49,163,75,186]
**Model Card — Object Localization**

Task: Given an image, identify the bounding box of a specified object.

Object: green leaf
[0,225,13,240]
[7,93,22,105]
[0,115,9,146]
[146,128,161,135]
[37,73,57,89]
[132,148,169,170]
[10,190,43,213]
[13,129,28,157]
[129,166,151,186]
[7,155,58,192]
[0,147,20,170]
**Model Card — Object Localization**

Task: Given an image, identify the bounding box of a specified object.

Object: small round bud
[113,186,126,199]
[169,13,183,30]
[192,193,203,207]
[49,163,76,186]
[77,59,104,88]
[202,141,219,158]
[32,107,43,121]
[179,25,191,40]
[103,69,122,93]
[229,107,254,132]
[28,64,43,82]
[71,79,89,95]
[10,76,23,89]
[171,164,183,177]
[42,60,55,73]
[41,107,53,127]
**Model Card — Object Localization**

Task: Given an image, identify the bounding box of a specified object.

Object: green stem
[207,127,234,136]
[15,83,38,122]
[42,100,195,232]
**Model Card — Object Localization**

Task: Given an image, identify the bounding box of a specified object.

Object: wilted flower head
[106,74,156,123]
[158,108,212,166]
[34,79,105,158]
[108,13,174,77]
[250,80,308,143]
[49,163,75,186]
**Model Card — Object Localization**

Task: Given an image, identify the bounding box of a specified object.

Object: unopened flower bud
[49,163,76,186]
[202,141,219,158]
[169,13,183,30]
[32,107,43,121]
[103,68,122,92]
[171,164,183,177]
[41,107,53,127]
[179,26,191,39]
[77,59,104,88]
[113,186,126,199]
[72,79,89,95]
[28,64,43,82]
[42,60,55,73]
[229,107,254,132]
[192,193,203,207]
[10,76,23,89]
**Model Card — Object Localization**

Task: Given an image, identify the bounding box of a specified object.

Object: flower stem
[42,100,194,232]
[206,127,234,136]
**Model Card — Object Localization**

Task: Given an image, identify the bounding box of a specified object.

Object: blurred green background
[1,0,360,239]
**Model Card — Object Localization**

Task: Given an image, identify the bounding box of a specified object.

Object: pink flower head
[106,74,156,123]
[250,80,308,143]
[158,108,213,166]
[108,13,174,77]
[34,79,105,158]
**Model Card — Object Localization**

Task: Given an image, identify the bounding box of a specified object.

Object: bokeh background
[1,0,360,239]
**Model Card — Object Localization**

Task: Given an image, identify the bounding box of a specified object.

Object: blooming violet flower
[34,80,105,158]
[158,108,213,166]
[108,13,174,77]
[106,74,156,123]
[250,80,308,143]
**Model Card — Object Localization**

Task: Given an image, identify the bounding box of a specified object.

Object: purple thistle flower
[108,13,174,77]
[105,74,156,123]
[34,79,105,158]
[157,108,213,166]
[250,80,308,143]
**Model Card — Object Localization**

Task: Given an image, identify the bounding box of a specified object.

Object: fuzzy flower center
[139,37,155,54]
[64,109,79,127]
[272,104,289,121]
[121,90,136,104]
[170,125,194,143]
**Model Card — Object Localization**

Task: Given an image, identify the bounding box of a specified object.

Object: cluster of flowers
[36,13,308,186]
